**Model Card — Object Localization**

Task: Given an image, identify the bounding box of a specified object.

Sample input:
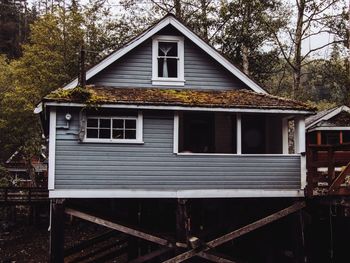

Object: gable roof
[305,105,350,129]
[63,14,267,94]
[44,86,314,112]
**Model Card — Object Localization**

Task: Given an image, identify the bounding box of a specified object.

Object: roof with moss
[44,86,314,111]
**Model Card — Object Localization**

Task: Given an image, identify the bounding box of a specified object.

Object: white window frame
[83,112,143,144]
[152,35,185,86]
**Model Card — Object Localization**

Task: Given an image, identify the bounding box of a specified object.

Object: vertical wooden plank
[317,131,322,145]
[50,199,65,263]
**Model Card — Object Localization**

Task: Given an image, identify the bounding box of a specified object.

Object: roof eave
[42,100,314,115]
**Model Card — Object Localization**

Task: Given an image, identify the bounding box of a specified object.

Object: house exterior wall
[53,108,301,191]
[88,38,246,90]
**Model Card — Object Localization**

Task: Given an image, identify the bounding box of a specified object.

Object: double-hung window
[84,113,143,143]
[152,35,184,86]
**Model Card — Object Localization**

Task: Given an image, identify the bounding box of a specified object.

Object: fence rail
[0,187,49,205]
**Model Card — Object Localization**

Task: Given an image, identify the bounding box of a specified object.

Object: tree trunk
[174,0,182,19]
[242,45,250,75]
[200,0,209,40]
[293,0,305,99]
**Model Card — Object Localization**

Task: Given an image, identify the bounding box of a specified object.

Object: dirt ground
[0,214,116,263]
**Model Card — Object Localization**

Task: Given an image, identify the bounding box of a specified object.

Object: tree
[0,0,132,184]
[212,0,288,84]
[0,0,37,58]
[272,0,345,99]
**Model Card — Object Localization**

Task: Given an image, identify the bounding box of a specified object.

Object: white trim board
[48,108,56,190]
[44,102,313,115]
[306,105,350,130]
[308,126,350,132]
[49,189,305,198]
[62,15,266,94]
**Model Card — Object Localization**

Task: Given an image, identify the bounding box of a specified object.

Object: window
[84,113,143,143]
[152,35,184,86]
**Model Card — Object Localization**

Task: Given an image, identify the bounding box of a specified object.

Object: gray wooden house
[36,14,313,200]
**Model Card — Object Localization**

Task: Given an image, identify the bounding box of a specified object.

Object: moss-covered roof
[44,86,314,111]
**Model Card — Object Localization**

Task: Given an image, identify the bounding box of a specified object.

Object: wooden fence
[307,143,350,196]
[0,187,48,206]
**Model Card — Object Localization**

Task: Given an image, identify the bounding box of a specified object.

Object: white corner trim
[62,16,267,94]
[236,113,242,154]
[173,111,179,153]
[300,155,307,189]
[137,111,143,143]
[48,108,56,190]
[294,116,306,154]
[282,117,289,154]
[306,105,350,129]
[49,189,305,198]
[44,102,313,115]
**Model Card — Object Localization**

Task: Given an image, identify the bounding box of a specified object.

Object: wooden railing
[0,187,49,205]
[307,143,350,196]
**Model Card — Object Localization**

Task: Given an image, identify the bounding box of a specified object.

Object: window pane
[100,119,111,128]
[125,119,136,129]
[158,42,177,56]
[113,119,124,129]
[112,129,124,139]
[167,58,178,77]
[158,57,178,78]
[99,128,110,139]
[158,57,164,77]
[125,130,136,139]
[86,129,98,138]
[87,118,98,128]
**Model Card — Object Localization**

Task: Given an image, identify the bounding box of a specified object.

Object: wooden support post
[340,131,343,144]
[176,198,191,248]
[317,131,322,145]
[49,199,65,263]
[164,201,306,263]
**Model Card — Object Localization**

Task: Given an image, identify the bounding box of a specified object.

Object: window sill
[82,139,144,144]
[175,152,301,157]
[152,78,185,86]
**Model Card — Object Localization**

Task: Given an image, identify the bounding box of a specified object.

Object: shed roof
[306,105,350,129]
[44,86,314,112]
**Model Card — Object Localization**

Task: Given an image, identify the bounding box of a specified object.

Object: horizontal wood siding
[88,38,246,90]
[54,109,301,190]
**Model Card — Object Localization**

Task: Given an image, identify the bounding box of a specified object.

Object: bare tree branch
[301,40,344,61]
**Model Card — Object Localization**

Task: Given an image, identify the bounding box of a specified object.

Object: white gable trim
[63,15,267,94]
[306,105,350,130]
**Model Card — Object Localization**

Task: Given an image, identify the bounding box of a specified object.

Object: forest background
[1,0,349,183]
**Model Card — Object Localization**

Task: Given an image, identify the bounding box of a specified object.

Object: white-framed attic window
[83,112,143,144]
[152,35,185,86]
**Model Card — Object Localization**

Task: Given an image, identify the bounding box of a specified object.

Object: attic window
[152,35,184,86]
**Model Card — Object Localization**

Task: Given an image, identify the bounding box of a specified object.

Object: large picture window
[84,113,143,143]
[152,35,184,86]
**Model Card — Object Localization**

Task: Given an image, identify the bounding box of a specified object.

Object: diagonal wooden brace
[163,201,306,263]
[65,208,172,247]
